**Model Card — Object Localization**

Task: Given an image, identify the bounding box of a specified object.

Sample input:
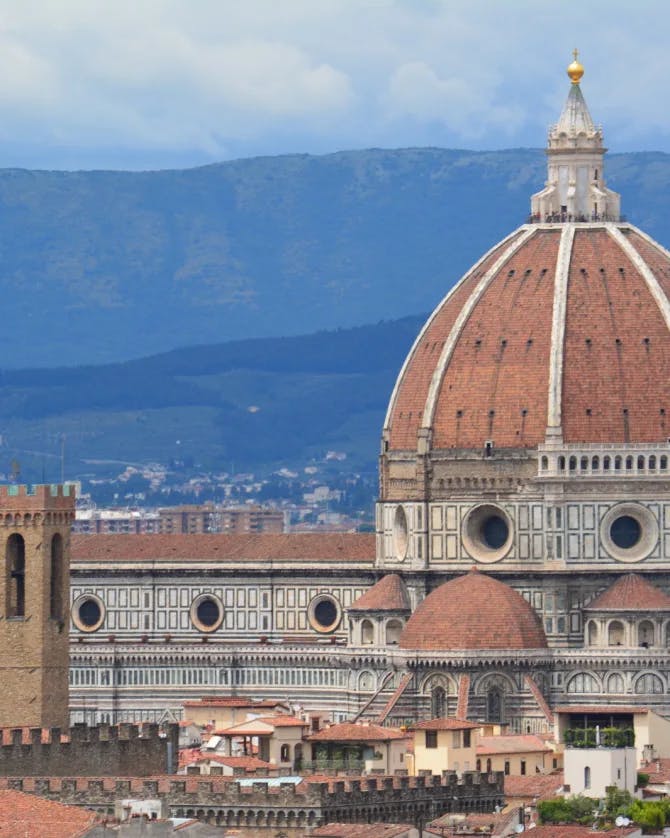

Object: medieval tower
[0,484,75,728]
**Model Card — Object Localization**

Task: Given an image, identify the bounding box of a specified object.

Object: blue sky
[1,0,669,170]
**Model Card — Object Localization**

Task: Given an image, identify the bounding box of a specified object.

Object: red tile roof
[504,772,564,802]
[554,705,648,715]
[411,718,479,731]
[71,533,375,564]
[641,757,670,784]
[528,828,638,837]
[586,574,670,611]
[348,574,410,611]
[308,723,409,742]
[310,825,416,837]
[399,571,547,651]
[429,809,517,835]
[183,697,288,709]
[477,734,551,755]
[181,753,272,771]
[0,789,98,837]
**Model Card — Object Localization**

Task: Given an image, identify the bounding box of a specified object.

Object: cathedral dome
[383,57,670,455]
[399,571,547,651]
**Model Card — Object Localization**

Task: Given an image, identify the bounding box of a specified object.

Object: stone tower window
[6,534,25,618]
[361,619,374,645]
[50,533,63,620]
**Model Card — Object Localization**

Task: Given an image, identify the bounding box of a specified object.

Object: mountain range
[3,148,670,368]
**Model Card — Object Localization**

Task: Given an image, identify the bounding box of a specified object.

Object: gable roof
[586,573,670,611]
[308,723,408,742]
[348,574,410,612]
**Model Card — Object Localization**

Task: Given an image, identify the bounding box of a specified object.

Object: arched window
[638,455,645,471]
[361,619,374,645]
[567,673,599,693]
[580,456,588,471]
[385,619,403,646]
[603,456,611,471]
[635,673,664,695]
[661,456,668,471]
[584,766,591,789]
[639,620,655,648]
[649,456,657,470]
[541,456,548,471]
[558,456,566,471]
[569,456,577,471]
[487,688,503,723]
[608,620,625,647]
[50,533,63,620]
[486,758,492,773]
[626,456,634,471]
[591,456,600,471]
[6,533,25,618]
[359,671,374,691]
[431,686,446,718]
[280,744,291,762]
[614,456,622,471]
[606,673,624,694]
[587,620,598,646]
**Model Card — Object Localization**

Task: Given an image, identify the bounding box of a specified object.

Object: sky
[0,0,669,170]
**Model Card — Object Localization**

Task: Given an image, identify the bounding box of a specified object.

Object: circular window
[462,504,513,563]
[610,515,641,549]
[600,503,658,563]
[308,594,342,633]
[72,594,105,633]
[392,505,409,560]
[190,594,224,633]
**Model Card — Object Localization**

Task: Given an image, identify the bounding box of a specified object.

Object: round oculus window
[600,503,658,563]
[482,515,509,550]
[72,594,105,633]
[308,594,342,633]
[462,504,513,563]
[610,515,642,549]
[189,594,224,633]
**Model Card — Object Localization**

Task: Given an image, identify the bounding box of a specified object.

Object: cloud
[0,0,666,167]
[384,61,524,138]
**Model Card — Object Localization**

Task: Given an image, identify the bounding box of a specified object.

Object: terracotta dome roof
[586,573,670,611]
[348,574,410,611]
[399,571,547,651]
[384,224,670,452]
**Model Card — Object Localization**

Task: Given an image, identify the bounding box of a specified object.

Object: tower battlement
[0,484,75,513]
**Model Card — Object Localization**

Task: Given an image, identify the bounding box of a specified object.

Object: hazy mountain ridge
[0,316,424,483]
[2,147,669,367]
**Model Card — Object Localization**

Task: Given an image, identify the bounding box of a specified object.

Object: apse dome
[399,571,548,651]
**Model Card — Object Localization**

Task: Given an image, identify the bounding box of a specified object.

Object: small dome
[399,571,547,651]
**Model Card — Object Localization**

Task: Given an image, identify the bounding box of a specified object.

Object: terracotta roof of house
[554,705,648,715]
[0,789,98,837]
[217,715,308,735]
[411,718,479,731]
[527,828,638,837]
[586,573,670,611]
[428,809,518,835]
[181,753,272,771]
[308,723,409,742]
[183,697,288,709]
[399,571,547,651]
[310,825,416,837]
[504,771,564,802]
[71,533,375,564]
[641,757,670,784]
[477,734,551,755]
[348,574,410,612]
